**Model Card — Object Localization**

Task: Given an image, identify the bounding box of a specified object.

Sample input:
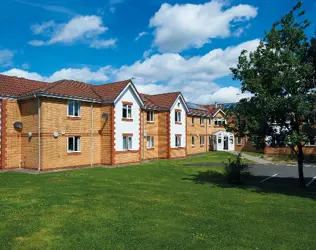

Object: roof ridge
[93,79,131,88]
[144,91,181,97]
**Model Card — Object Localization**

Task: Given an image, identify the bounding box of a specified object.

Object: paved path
[229,151,273,165]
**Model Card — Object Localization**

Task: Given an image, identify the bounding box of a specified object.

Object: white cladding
[212,131,235,151]
[170,96,187,148]
[114,85,141,151]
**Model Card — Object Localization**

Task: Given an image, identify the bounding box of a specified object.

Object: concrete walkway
[229,151,273,165]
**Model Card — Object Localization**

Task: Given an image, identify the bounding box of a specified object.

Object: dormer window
[214,118,225,126]
[68,100,80,117]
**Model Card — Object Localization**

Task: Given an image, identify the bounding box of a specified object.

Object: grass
[0,151,315,249]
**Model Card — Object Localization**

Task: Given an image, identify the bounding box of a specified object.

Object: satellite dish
[14,122,23,129]
[102,113,109,120]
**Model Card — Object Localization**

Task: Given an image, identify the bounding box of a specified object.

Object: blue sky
[0,0,315,103]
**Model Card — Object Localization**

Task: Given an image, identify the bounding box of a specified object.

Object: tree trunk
[297,143,306,188]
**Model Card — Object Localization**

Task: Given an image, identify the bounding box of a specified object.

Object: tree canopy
[229,1,316,187]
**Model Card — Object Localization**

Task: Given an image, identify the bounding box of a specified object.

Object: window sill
[147,147,155,150]
[200,145,205,147]
[192,145,195,148]
[175,122,182,125]
[68,152,81,155]
[147,121,155,124]
[67,116,81,120]
[200,125,205,127]
[122,118,133,122]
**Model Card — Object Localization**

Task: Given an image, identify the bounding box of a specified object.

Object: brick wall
[140,110,169,160]
[39,98,111,170]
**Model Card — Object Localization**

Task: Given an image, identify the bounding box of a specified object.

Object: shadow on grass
[183,170,316,200]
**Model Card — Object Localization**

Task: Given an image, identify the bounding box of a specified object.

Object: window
[68,101,80,117]
[147,111,154,122]
[208,118,211,126]
[123,136,133,150]
[147,136,154,148]
[218,135,222,144]
[237,137,242,145]
[230,136,234,144]
[175,135,182,147]
[252,136,260,146]
[306,137,316,146]
[175,111,181,123]
[200,117,205,125]
[200,136,205,146]
[192,136,195,146]
[192,116,195,125]
[122,104,132,119]
[214,118,225,126]
[68,136,80,152]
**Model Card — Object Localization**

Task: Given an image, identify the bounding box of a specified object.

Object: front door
[224,136,228,150]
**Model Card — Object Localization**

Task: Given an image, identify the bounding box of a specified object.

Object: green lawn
[0,152,315,249]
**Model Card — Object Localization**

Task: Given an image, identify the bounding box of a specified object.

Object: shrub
[223,153,250,184]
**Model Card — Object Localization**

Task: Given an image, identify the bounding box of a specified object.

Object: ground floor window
[147,136,154,148]
[306,136,316,146]
[237,137,242,145]
[200,136,205,146]
[68,136,81,152]
[123,136,133,150]
[192,136,195,146]
[175,135,182,147]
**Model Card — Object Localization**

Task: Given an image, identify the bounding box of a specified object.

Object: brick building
[0,74,247,171]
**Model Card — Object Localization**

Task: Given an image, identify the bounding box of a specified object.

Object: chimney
[215,102,218,108]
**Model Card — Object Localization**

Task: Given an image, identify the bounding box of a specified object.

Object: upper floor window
[123,135,132,150]
[175,110,181,123]
[208,118,211,126]
[147,111,154,122]
[175,135,182,147]
[68,136,81,152]
[68,100,80,117]
[200,117,205,125]
[192,116,195,125]
[122,104,132,119]
[214,118,225,126]
[200,136,205,146]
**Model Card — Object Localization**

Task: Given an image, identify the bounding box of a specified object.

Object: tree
[229,1,316,188]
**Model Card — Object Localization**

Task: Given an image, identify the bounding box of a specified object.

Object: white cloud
[28,40,45,46]
[89,39,117,49]
[135,32,148,41]
[149,0,258,52]
[115,39,260,103]
[28,16,116,49]
[2,68,45,81]
[31,20,55,35]
[0,50,14,67]
[1,66,112,83]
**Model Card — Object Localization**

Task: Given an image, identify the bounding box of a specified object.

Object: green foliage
[229,1,316,148]
[223,153,250,184]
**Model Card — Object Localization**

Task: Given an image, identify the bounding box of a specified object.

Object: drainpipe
[90,102,94,167]
[142,110,145,160]
[37,96,41,171]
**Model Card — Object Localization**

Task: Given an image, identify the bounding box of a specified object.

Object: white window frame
[175,135,182,147]
[123,136,133,150]
[208,118,211,126]
[67,100,81,117]
[67,136,81,153]
[200,117,205,125]
[147,111,154,122]
[214,118,225,126]
[175,111,181,123]
[122,104,132,119]
[147,136,154,148]
[237,137,242,145]
[200,136,205,146]
[306,137,316,147]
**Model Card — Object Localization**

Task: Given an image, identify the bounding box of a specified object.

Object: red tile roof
[0,74,131,102]
[140,92,181,110]
[0,74,49,97]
